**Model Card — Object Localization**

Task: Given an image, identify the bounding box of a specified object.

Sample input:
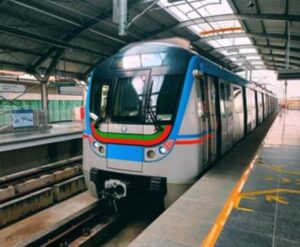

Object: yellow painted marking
[280,177,291,183]
[265,195,288,205]
[201,155,258,247]
[234,188,300,211]
[241,188,300,197]
[257,163,300,176]
[265,175,275,181]
[233,194,255,212]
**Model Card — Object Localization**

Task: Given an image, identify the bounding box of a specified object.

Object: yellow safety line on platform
[239,188,300,197]
[200,155,258,247]
[258,163,300,176]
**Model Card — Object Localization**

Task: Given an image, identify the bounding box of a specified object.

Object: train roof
[96,38,276,97]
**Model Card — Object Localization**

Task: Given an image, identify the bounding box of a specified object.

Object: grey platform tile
[167,197,223,223]
[225,210,275,237]
[143,212,211,246]
[216,227,273,247]
[274,237,300,247]
[275,216,300,242]
[205,162,247,179]
[129,234,191,247]
[181,181,231,207]
[277,197,300,221]
[237,195,276,215]
[242,168,279,192]
[194,176,237,193]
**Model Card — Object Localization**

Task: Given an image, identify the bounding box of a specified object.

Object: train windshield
[112,76,146,121]
[146,75,181,123]
[90,75,182,125]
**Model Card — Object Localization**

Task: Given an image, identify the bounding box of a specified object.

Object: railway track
[0,156,86,227]
[24,199,127,247]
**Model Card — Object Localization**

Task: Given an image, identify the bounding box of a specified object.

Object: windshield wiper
[146,95,162,132]
[94,103,107,128]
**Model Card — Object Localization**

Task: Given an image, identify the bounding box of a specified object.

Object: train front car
[83,40,202,205]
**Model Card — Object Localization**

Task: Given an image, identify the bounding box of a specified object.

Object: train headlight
[93,141,100,149]
[159,146,167,155]
[147,150,156,159]
[99,146,105,154]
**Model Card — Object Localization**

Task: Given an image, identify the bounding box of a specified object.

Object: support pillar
[41,82,48,125]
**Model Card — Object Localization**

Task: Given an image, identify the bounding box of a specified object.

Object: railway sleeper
[0,165,82,203]
[0,175,86,228]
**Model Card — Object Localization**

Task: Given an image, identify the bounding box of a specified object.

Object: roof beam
[0,25,110,57]
[0,44,93,67]
[149,13,300,38]
[195,32,300,44]
[9,0,127,45]
[0,61,84,79]
[31,0,145,70]
[219,53,299,63]
[230,58,299,66]
[209,44,300,54]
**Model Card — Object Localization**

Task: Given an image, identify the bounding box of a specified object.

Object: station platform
[0,121,83,152]
[130,110,300,247]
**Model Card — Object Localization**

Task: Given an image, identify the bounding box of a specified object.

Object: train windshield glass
[146,75,181,122]
[89,81,110,122]
[90,75,182,125]
[112,76,146,121]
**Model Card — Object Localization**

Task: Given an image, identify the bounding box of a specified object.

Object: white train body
[83,39,277,204]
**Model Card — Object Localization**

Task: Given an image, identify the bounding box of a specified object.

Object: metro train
[83,38,277,205]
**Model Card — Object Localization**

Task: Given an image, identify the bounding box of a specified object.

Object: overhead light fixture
[227,47,240,53]
[247,0,255,8]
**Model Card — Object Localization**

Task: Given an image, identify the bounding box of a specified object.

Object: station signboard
[0,83,26,93]
[12,109,34,128]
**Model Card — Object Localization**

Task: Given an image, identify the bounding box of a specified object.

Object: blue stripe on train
[107,144,144,162]
[170,56,198,139]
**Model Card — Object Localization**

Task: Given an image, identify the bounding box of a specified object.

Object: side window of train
[226,84,232,115]
[195,77,203,117]
[90,81,110,120]
[149,75,181,121]
[219,82,226,116]
[246,88,253,110]
[233,86,243,113]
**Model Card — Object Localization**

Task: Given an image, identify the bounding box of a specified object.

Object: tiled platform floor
[130,111,300,247]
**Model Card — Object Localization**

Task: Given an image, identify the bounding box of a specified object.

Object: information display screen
[12,109,34,128]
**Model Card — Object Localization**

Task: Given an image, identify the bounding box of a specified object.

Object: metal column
[41,82,48,124]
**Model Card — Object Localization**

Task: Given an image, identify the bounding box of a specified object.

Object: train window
[112,53,166,70]
[233,86,243,113]
[257,92,263,107]
[141,53,166,67]
[225,84,232,114]
[219,82,226,116]
[147,75,181,122]
[113,76,146,121]
[90,81,110,121]
[246,89,255,109]
[112,55,141,69]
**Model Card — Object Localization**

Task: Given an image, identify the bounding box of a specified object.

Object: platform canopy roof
[0,0,299,81]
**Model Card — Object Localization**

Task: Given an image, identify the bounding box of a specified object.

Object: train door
[106,70,150,172]
[206,75,217,163]
[232,85,244,143]
[226,84,234,149]
[197,74,209,166]
[219,81,233,154]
